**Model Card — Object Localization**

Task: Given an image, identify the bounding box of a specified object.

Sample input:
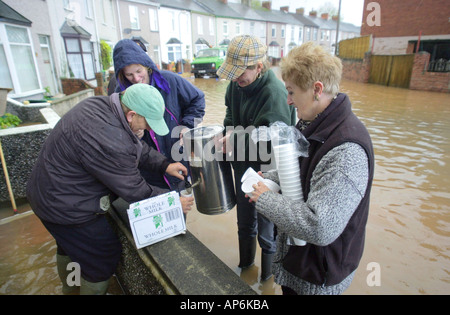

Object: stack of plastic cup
[273,143,307,246]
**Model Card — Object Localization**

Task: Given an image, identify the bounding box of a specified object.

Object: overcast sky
[270,0,365,26]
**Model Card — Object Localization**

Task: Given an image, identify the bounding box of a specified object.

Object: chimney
[280,6,289,13]
[309,11,317,17]
[262,1,271,10]
[219,0,228,4]
[296,8,305,15]
[332,15,339,21]
[321,13,329,20]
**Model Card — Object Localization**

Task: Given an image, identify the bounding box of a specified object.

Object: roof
[154,0,212,15]
[196,0,242,19]
[60,20,91,38]
[227,3,266,22]
[0,1,32,26]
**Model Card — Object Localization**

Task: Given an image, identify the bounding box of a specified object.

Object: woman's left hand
[165,162,187,180]
[247,181,270,203]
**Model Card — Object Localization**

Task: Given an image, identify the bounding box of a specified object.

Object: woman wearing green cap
[217,35,296,282]
[26,84,193,294]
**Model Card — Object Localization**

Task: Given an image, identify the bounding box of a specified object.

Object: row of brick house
[1,0,360,101]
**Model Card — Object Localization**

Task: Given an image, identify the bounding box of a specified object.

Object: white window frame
[197,16,203,35]
[167,45,181,62]
[149,8,158,31]
[209,18,214,36]
[129,5,140,30]
[223,21,228,36]
[0,23,42,97]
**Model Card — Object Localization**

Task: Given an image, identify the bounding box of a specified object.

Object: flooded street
[1,70,449,295]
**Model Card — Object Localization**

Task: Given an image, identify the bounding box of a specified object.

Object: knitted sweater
[257,142,369,294]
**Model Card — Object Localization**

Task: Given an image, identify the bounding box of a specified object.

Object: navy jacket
[26,94,170,225]
[113,39,205,189]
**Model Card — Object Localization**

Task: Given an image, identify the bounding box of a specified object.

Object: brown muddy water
[1,71,449,295]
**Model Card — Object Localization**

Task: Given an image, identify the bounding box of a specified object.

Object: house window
[268,45,280,58]
[197,17,203,35]
[64,37,96,80]
[236,22,241,35]
[168,45,181,62]
[271,25,276,37]
[0,24,40,95]
[152,45,160,66]
[209,18,214,36]
[223,21,228,36]
[281,25,285,38]
[129,5,140,30]
[149,8,158,31]
[84,0,93,19]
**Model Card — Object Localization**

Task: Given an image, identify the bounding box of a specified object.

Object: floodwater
[1,70,449,295]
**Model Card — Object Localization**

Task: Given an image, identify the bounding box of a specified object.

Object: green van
[191,47,227,78]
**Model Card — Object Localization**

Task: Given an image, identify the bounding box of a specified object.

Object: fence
[338,35,371,60]
[369,54,415,88]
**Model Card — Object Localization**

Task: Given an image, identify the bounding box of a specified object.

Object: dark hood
[113,39,170,93]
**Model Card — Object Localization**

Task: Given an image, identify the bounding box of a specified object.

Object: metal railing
[428,59,450,72]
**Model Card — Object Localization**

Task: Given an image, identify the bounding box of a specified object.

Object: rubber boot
[80,277,110,295]
[260,252,274,281]
[56,254,78,295]
[238,237,256,269]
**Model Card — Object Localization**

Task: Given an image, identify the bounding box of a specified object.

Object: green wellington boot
[56,254,79,295]
[80,277,110,295]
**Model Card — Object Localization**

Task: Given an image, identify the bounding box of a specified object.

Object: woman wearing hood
[112,39,205,191]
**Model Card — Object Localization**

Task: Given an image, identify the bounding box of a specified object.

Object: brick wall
[341,51,449,93]
[61,73,106,96]
[340,52,371,83]
[361,0,450,37]
[410,52,450,93]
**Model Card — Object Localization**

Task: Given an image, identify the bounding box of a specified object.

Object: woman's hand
[165,162,187,180]
[247,181,270,203]
[134,129,145,139]
[218,130,233,154]
[180,195,194,213]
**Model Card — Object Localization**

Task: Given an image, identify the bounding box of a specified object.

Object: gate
[369,55,415,88]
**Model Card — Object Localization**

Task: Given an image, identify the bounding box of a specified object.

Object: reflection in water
[1,73,449,295]
[187,74,450,295]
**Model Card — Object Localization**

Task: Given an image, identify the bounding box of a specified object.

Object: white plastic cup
[241,177,259,197]
[241,167,264,183]
[280,185,302,194]
[273,143,297,153]
[280,177,301,185]
[180,188,193,197]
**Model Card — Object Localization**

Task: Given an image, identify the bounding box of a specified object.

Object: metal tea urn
[183,125,236,215]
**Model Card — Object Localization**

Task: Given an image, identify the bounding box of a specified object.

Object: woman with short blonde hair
[249,42,375,295]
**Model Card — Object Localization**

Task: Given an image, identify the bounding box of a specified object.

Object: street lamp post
[335,0,342,55]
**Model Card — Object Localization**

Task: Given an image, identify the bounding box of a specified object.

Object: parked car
[191,47,227,78]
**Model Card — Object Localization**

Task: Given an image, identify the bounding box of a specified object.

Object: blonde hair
[280,42,342,95]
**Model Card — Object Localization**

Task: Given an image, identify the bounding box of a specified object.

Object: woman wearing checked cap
[217,35,296,282]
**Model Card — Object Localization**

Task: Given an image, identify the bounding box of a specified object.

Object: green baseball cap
[121,84,169,136]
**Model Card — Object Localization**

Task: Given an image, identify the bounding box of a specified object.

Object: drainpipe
[334,0,342,55]
[416,30,422,53]
[116,0,123,40]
